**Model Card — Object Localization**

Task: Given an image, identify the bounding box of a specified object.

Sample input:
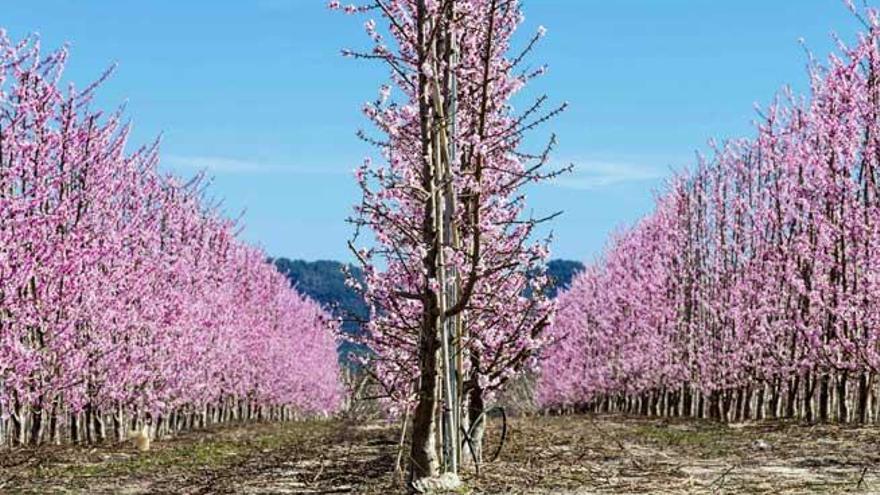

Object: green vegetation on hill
[546,259,585,297]
[273,257,584,343]
[273,258,368,333]
[272,258,367,362]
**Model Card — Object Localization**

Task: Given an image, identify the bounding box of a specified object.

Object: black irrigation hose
[459,405,508,476]
[488,406,508,463]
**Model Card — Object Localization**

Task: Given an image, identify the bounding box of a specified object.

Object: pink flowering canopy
[538,5,880,416]
[0,32,343,427]
[332,0,564,415]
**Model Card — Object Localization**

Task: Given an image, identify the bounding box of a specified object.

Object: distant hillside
[273,258,367,334]
[274,258,584,332]
[546,259,585,297]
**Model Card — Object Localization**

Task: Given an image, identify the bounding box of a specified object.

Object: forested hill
[272,259,368,335]
[273,257,585,343]
[545,259,586,298]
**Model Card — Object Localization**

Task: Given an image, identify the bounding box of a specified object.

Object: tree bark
[756,385,765,420]
[29,398,43,446]
[409,323,441,481]
[858,372,869,423]
[837,372,848,423]
[785,375,799,419]
[819,373,830,422]
[803,373,815,423]
[464,378,486,466]
[683,385,693,418]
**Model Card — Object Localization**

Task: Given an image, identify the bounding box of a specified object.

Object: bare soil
[1,414,879,494]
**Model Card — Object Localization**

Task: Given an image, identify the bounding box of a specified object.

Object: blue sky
[3,1,862,263]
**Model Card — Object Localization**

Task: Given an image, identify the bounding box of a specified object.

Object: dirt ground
[1,414,879,494]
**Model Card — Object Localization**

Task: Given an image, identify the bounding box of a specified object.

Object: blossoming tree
[333,0,566,484]
[0,31,343,447]
[539,5,880,424]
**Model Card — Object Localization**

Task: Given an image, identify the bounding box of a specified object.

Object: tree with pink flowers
[0,31,343,447]
[539,4,880,424]
[332,0,566,484]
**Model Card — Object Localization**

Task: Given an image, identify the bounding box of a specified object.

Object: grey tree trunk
[465,381,486,466]
[409,326,441,481]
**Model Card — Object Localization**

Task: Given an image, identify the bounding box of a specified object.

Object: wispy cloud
[164,155,344,176]
[164,155,671,185]
[551,160,669,190]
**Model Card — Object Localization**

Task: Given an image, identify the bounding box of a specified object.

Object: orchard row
[0,32,342,447]
[539,8,880,423]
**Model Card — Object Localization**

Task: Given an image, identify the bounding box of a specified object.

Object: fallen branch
[708,464,737,493]
[584,415,643,469]
[857,465,869,489]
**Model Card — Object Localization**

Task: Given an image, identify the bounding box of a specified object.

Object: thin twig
[584,415,644,469]
[395,407,410,480]
[857,465,870,489]
[708,464,737,493]
[311,455,326,484]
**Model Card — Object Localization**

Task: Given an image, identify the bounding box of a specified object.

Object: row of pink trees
[539,7,880,423]
[334,0,564,484]
[0,32,343,447]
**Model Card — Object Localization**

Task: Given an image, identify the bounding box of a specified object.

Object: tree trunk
[734,388,743,422]
[756,385,765,420]
[785,375,799,419]
[858,372,869,423]
[114,409,124,442]
[819,373,830,422]
[70,412,80,445]
[29,400,43,446]
[12,399,24,447]
[709,391,721,420]
[720,390,731,422]
[409,326,441,481]
[93,408,106,442]
[464,381,486,466]
[85,404,94,444]
[803,374,814,423]
[683,385,693,418]
[769,379,780,419]
[49,401,60,445]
